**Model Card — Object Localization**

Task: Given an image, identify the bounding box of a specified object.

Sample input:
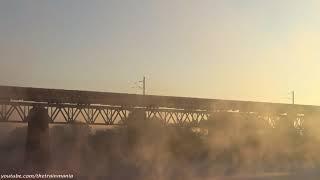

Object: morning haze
[0,0,320,104]
[3,1,320,180]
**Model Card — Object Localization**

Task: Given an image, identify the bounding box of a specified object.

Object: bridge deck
[0,85,319,113]
[0,85,318,126]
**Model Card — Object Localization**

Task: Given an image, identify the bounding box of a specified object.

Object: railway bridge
[1,85,320,171]
[0,85,318,127]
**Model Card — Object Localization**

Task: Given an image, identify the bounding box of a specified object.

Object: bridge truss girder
[0,101,210,126]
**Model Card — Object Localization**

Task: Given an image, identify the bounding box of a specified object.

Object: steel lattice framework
[0,101,209,126]
[0,85,319,128]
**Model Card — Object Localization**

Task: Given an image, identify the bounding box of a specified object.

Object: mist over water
[2,1,320,179]
[1,111,320,180]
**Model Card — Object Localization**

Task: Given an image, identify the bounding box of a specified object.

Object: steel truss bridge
[0,85,319,128]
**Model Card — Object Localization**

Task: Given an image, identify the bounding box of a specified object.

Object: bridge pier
[126,109,147,147]
[25,107,51,172]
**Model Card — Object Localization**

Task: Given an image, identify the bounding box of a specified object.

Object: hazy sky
[0,0,320,105]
